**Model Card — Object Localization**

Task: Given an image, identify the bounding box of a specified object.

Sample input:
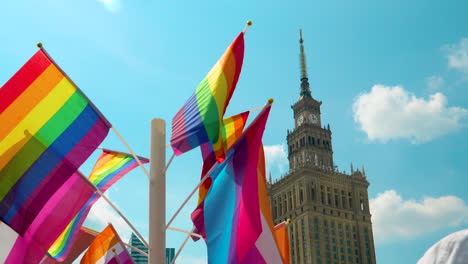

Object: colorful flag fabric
[0,50,111,235]
[4,172,96,264]
[48,149,148,261]
[171,32,245,162]
[274,222,291,264]
[198,111,250,204]
[191,104,282,263]
[42,227,98,264]
[81,224,135,264]
[250,145,283,263]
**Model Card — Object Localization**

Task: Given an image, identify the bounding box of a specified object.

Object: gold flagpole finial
[243,20,253,34]
[37,42,43,48]
[268,98,274,104]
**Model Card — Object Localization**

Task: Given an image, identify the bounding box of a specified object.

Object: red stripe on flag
[0,50,51,113]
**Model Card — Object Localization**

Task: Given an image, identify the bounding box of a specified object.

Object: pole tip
[36,42,43,48]
[247,20,253,26]
[268,98,274,104]
[287,218,292,224]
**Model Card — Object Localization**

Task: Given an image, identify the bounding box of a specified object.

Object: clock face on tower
[297,114,304,126]
[309,113,318,124]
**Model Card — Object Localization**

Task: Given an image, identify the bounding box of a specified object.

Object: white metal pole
[150,118,166,264]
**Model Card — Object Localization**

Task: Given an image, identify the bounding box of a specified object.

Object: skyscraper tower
[268,30,376,264]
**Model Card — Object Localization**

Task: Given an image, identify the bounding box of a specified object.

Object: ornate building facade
[268,31,376,264]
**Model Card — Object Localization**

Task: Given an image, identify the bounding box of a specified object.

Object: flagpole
[149,118,166,264]
[170,226,196,264]
[79,174,149,248]
[165,170,211,229]
[112,127,151,180]
[167,226,202,239]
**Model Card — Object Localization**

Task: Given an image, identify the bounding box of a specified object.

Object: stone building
[268,31,376,264]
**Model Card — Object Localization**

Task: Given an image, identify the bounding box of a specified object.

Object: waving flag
[4,172,95,264]
[80,224,134,264]
[191,104,282,263]
[171,32,245,162]
[274,221,291,264]
[198,111,250,204]
[0,49,111,235]
[48,150,148,261]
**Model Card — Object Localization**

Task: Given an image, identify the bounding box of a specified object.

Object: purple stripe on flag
[5,173,95,264]
[8,118,109,234]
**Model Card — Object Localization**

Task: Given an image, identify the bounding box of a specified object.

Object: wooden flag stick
[79,174,149,248]
[112,127,151,180]
[167,226,202,239]
[124,242,149,257]
[165,172,211,229]
[170,226,196,264]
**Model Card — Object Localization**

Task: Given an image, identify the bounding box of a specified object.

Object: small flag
[41,227,98,264]
[171,32,245,162]
[48,150,148,261]
[0,49,110,235]
[80,224,135,264]
[274,221,291,264]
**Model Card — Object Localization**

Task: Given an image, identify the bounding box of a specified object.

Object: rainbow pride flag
[197,111,250,205]
[191,104,283,263]
[48,149,148,261]
[80,224,134,264]
[0,49,110,235]
[171,32,245,162]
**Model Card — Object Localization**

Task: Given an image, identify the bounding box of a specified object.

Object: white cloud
[370,190,468,243]
[427,75,444,92]
[446,38,468,75]
[97,0,121,12]
[264,144,288,178]
[353,85,467,143]
[86,193,132,242]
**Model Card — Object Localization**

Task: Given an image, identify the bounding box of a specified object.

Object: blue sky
[1,0,467,263]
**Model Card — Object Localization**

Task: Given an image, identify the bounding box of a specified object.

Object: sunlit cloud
[353,85,467,143]
[370,190,468,243]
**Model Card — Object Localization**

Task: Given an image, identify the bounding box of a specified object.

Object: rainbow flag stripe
[81,224,134,264]
[48,150,148,260]
[192,104,283,263]
[171,32,245,162]
[198,111,250,205]
[0,50,110,235]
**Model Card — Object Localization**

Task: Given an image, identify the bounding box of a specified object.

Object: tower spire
[299,29,311,98]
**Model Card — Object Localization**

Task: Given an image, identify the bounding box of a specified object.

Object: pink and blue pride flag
[0,49,111,235]
[191,103,283,263]
[171,32,245,162]
[47,149,148,261]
